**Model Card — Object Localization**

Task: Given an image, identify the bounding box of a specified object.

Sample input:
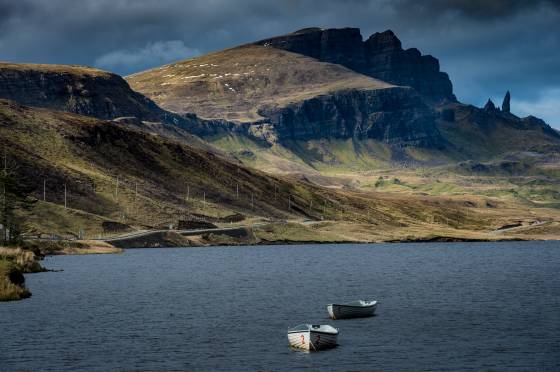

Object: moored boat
[287,324,338,351]
[327,300,377,319]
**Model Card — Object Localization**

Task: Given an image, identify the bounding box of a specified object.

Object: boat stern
[327,304,336,319]
[288,331,311,350]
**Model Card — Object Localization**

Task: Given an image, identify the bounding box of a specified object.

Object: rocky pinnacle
[484,98,497,111]
[502,90,511,113]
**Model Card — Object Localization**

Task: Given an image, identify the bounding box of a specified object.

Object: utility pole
[43,180,46,202]
[236,183,239,199]
[186,184,190,201]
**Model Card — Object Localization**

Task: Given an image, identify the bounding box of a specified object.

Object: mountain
[126,43,441,149]
[0,62,177,122]
[0,61,239,152]
[255,28,455,103]
[127,27,560,172]
[4,98,546,243]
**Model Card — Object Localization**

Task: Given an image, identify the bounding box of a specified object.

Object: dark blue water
[1,241,560,371]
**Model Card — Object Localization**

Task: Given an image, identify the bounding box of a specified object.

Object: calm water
[1,241,560,371]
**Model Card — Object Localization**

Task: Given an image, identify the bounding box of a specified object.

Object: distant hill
[126,43,442,150]
[2,98,537,242]
[127,27,560,171]
[437,102,560,161]
[0,61,248,152]
[0,62,175,122]
[126,44,393,121]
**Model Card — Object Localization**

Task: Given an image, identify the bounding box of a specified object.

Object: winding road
[99,224,266,243]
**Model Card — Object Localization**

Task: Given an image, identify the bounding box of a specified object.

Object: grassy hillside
[3,99,558,242]
[126,44,392,122]
[0,62,108,76]
[0,98,306,237]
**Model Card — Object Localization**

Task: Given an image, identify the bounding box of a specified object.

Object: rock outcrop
[259,27,367,72]
[0,62,188,126]
[362,31,455,103]
[502,90,511,113]
[258,87,441,148]
[484,99,497,112]
[256,28,456,102]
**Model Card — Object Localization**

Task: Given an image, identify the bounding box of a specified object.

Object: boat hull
[288,330,338,351]
[327,303,377,319]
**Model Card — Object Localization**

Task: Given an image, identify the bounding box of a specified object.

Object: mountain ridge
[0,28,558,173]
[127,27,560,169]
[254,27,455,102]
[126,42,445,151]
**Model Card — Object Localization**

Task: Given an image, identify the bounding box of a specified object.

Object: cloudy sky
[1,0,559,128]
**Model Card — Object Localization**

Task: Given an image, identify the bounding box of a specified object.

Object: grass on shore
[0,247,42,301]
[21,240,122,255]
[0,260,31,301]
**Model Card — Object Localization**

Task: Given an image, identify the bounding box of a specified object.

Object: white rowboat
[287,324,338,351]
[327,300,378,319]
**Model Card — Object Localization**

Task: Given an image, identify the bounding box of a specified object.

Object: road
[490,220,549,235]
[99,224,267,243]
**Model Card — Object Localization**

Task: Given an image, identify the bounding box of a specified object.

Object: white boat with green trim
[287,324,338,351]
[327,300,378,319]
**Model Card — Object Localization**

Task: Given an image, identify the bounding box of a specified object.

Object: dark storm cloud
[0,0,35,31]
[397,0,560,19]
[0,0,559,127]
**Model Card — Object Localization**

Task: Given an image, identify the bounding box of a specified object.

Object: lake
[1,241,560,371]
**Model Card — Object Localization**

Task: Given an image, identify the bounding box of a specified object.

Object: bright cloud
[512,88,560,130]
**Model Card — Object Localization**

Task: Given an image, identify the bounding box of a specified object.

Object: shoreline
[2,236,557,302]
[84,234,550,250]
[42,232,559,252]
[103,230,551,249]
[96,219,560,249]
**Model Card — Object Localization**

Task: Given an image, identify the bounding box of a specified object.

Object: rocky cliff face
[256,28,455,102]
[259,27,366,72]
[0,63,186,125]
[362,31,455,103]
[258,87,441,147]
